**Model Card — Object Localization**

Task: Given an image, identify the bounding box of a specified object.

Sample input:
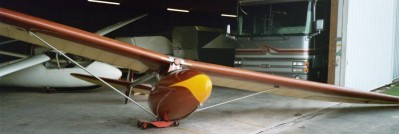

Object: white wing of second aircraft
[0,54,50,77]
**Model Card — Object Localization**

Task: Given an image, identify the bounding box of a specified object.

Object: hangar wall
[339,0,397,91]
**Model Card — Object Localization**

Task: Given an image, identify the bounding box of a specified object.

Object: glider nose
[148,70,212,121]
[170,71,212,103]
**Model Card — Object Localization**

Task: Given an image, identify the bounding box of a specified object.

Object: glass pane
[239,1,309,35]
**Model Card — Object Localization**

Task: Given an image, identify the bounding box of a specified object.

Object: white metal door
[339,0,397,91]
[394,0,399,82]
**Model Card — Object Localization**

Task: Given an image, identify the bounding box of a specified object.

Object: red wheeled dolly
[137,119,179,130]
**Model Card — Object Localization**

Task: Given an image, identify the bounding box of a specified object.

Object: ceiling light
[221,14,237,18]
[88,0,120,5]
[167,8,189,13]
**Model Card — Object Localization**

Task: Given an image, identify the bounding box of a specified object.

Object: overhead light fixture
[221,14,237,18]
[167,8,189,13]
[88,0,120,5]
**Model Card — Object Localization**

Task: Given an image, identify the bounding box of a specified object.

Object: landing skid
[137,119,179,130]
[43,87,57,93]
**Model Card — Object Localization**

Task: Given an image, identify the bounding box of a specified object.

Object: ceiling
[0,0,237,37]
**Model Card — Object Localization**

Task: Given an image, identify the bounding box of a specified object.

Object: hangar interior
[1,0,399,133]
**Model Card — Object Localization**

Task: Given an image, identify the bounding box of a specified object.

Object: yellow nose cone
[171,73,212,103]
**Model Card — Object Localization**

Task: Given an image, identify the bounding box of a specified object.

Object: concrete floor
[1,86,399,134]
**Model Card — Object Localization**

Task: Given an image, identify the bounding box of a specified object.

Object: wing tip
[372,82,399,97]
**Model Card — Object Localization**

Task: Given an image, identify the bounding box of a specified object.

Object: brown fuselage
[149,70,212,121]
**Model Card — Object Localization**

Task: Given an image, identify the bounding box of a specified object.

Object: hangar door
[336,0,398,91]
[394,0,399,81]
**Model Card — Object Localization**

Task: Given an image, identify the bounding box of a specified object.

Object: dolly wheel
[141,123,148,130]
[173,121,180,126]
[137,121,143,127]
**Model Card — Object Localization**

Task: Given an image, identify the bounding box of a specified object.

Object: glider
[1,8,398,129]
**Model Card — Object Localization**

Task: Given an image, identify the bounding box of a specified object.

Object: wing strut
[28,31,158,119]
[0,39,18,45]
[196,86,278,112]
[0,50,28,58]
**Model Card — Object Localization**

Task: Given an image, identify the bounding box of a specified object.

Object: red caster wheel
[140,123,148,130]
[137,121,143,127]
